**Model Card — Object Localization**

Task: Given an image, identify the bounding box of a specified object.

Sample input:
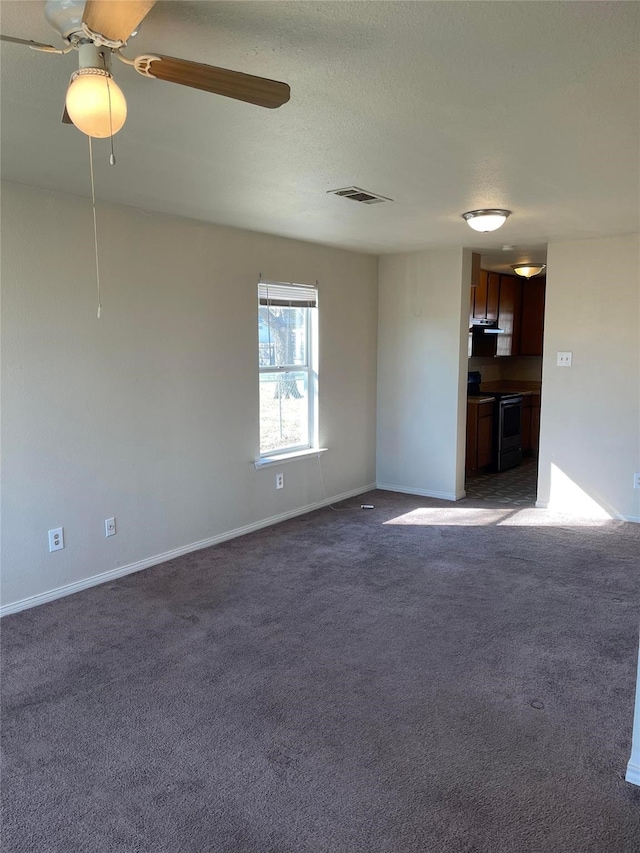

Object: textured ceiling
[1,1,638,265]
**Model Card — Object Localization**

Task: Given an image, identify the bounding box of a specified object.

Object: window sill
[254,447,327,469]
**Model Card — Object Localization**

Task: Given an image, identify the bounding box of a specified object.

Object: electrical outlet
[275,472,284,490]
[557,351,573,367]
[48,527,64,552]
[105,517,116,537]
[634,473,640,490]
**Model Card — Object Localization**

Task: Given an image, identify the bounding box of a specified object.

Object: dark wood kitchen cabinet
[474,271,545,357]
[471,251,481,290]
[521,396,531,450]
[519,279,546,356]
[521,393,541,456]
[466,399,494,475]
[530,394,541,454]
[496,274,522,357]
[472,270,500,321]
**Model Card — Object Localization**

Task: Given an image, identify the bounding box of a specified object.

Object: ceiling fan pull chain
[100,51,117,165]
[88,136,103,320]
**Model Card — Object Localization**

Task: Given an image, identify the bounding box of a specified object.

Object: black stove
[467,372,523,471]
[493,393,523,471]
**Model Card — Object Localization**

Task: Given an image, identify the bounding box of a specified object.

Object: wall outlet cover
[48,527,64,552]
[557,351,573,367]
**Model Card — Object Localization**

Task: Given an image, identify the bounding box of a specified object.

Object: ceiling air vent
[328,186,392,205]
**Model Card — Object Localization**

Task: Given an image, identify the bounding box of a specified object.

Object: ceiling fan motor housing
[44,0,86,42]
[76,41,110,71]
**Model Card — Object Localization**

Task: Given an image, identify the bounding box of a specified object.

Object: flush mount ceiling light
[462,209,511,232]
[511,263,547,279]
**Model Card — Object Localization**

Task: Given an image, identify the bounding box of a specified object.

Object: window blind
[258,281,318,308]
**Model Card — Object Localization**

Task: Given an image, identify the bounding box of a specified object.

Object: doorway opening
[462,248,547,508]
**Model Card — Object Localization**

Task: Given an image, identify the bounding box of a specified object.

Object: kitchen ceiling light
[462,209,511,232]
[511,263,546,279]
[65,68,127,138]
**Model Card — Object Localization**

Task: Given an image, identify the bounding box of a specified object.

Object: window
[258,280,318,457]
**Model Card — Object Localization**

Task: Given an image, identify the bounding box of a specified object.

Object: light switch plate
[557,351,573,367]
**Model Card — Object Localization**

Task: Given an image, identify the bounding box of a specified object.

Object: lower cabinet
[466,400,494,476]
[530,394,541,455]
[521,394,541,456]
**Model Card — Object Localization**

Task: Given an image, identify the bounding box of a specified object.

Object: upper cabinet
[472,270,500,321]
[469,268,546,358]
[501,274,546,357]
[519,278,546,356]
[496,274,522,357]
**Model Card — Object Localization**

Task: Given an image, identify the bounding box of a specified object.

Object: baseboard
[0,482,377,618]
[535,500,639,524]
[376,483,459,502]
[625,761,640,786]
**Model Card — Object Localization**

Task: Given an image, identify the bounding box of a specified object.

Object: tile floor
[464,456,538,506]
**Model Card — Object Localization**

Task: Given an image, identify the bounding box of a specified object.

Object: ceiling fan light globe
[462,209,511,232]
[65,70,127,138]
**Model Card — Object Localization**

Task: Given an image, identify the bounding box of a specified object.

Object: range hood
[470,319,505,334]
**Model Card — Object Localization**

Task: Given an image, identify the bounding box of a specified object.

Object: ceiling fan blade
[0,34,59,50]
[62,104,73,125]
[142,55,291,109]
[83,0,156,44]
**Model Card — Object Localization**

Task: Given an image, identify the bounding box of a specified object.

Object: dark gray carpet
[2,491,640,852]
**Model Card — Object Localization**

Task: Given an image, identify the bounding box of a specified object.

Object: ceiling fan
[1,0,291,138]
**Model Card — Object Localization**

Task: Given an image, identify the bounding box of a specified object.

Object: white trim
[258,296,317,458]
[376,482,459,502]
[535,500,640,524]
[626,761,640,787]
[254,447,327,469]
[0,482,377,618]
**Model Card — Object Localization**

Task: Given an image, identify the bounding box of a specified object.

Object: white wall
[537,234,640,521]
[626,638,640,786]
[376,248,469,500]
[0,182,379,611]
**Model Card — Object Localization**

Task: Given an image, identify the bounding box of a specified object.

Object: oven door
[496,395,523,471]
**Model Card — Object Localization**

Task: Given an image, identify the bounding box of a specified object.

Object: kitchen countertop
[467,395,496,404]
[468,381,542,406]
[479,388,538,398]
